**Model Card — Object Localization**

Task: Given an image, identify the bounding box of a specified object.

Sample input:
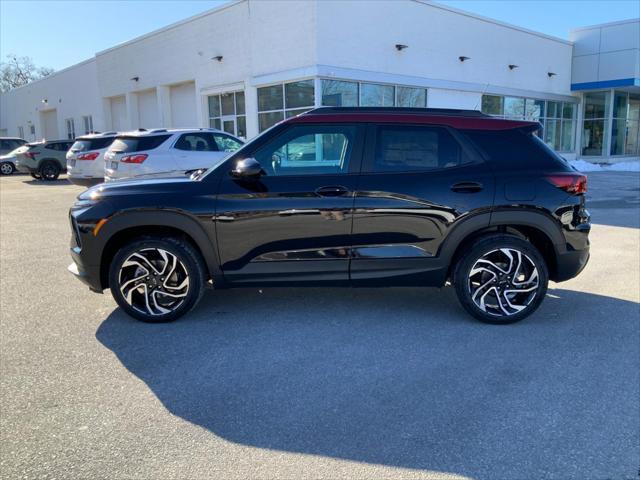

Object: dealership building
[0,0,638,163]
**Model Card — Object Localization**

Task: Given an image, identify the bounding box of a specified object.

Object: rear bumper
[68,176,103,187]
[553,247,590,282]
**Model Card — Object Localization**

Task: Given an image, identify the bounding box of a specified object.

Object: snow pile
[570,159,640,173]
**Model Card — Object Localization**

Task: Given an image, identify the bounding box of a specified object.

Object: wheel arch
[441,209,564,281]
[97,211,221,290]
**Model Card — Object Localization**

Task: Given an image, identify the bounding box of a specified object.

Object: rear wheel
[39,161,61,181]
[0,162,15,175]
[108,236,206,323]
[453,235,548,324]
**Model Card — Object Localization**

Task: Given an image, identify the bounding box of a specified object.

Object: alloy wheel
[118,248,190,316]
[468,248,539,317]
[0,163,13,175]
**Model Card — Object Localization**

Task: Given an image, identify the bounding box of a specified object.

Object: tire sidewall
[108,237,205,323]
[39,161,60,181]
[454,235,549,324]
[0,162,14,175]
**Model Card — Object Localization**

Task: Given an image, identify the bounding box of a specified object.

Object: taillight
[77,152,99,161]
[120,154,148,164]
[546,174,587,195]
[24,152,39,159]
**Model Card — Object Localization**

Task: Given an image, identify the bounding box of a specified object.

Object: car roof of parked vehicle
[116,127,232,137]
[289,107,540,131]
[0,137,25,141]
[75,132,120,140]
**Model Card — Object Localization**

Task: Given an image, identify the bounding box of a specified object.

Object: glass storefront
[321,79,427,109]
[208,91,246,138]
[610,91,640,156]
[257,80,314,132]
[481,94,576,152]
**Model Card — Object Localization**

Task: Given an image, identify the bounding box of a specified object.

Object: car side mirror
[231,158,263,178]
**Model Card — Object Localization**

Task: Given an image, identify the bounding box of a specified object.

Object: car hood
[78,176,197,201]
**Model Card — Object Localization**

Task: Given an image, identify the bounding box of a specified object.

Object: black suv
[68,107,590,324]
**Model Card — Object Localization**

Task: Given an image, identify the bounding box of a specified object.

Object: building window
[610,91,640,156]
[481,95,576,153]
[18,126,24,139]
[581,91,611,157]
[321,80,427,109]
[208,91,246,138]
[65,118,75,140]
[257,80,314,132]
[82,115,93,134]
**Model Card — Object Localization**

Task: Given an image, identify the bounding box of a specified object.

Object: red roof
[288,108,540,131]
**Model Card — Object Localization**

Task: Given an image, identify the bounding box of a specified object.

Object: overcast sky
[1,0,638,71]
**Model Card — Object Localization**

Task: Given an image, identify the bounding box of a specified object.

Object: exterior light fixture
[130,76,139,82]
[459,56,470,62]
[548,72,557,77]
[41,98,48,104]
[212,55,223,62]
[395,44,408,51]
[508,64,519,70]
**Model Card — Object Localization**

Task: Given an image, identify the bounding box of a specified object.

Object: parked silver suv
[14,140,73,181]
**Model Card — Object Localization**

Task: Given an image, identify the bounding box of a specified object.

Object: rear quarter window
[461,129,565,170]
[110,135,171,153]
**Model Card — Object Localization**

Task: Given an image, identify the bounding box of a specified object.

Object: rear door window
[174,133,219,152]
[367,125,471,172]
[110,135,171,153]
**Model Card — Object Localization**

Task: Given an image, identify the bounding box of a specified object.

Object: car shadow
[21,178,72,186]
[96,286,639,479]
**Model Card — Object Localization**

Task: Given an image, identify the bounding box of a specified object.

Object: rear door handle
[315,185,349,197]
[451,181,483,193]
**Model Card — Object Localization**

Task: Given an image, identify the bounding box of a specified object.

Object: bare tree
[0,55,55,93]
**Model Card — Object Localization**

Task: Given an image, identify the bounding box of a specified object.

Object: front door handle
[316,185,349,197]
[451,181,483,193]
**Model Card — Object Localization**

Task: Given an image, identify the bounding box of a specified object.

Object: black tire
[30,172,42,180]
[108,236,207,323]
[453,234,549,324]
[0,162,15,175]
[39,161,61,181]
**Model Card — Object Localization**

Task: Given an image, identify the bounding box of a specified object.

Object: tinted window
[0,140,9,149]
[110,135,171,153]
[45,142,70,151]
[462,129,563,169]
[174,133,218,152]
[213,134,243,152]
[370,125,468,172]
[253,125,357,176]
[71,137,115,152]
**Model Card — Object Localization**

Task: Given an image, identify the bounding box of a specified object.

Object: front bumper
[68,247,103,292]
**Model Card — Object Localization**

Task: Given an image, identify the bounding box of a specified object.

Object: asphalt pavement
[0,172,638,480]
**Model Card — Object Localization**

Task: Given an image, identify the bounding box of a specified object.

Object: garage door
[137,89,159,129]
[41,109,59,140]
[110,96,127,131]
[169,82,197,128]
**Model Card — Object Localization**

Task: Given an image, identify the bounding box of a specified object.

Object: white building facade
[1,0,638,163]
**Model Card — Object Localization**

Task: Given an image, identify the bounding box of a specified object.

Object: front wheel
[453,235,549,324]
[0,162,15,175]
[109,236,207,323]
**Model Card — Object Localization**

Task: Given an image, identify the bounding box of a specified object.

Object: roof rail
[304,106,489,117]
[149,128,168,133]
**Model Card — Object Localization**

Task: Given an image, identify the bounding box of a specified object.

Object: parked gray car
[14,140,73,181]
[0,137,27,175]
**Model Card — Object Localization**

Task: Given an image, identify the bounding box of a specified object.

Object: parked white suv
[66,132,118,186]
[104,128,243,181]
